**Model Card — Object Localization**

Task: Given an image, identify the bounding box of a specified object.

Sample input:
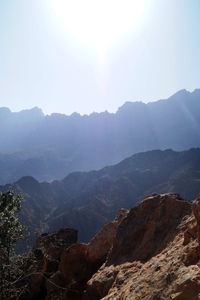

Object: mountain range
[1,148,200,246]
[1,89,200,184]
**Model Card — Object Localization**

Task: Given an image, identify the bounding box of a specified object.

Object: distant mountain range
[0,89,200,184]
[1,148,200,245]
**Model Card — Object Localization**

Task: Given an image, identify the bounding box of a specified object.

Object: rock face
[27,193,200,300]
[28,209,128,299]
[34,228,78,260]
[107,193,191,265]
[87,209,129,263]
[29,228,78,299]
[192,194,200,243]
[85,194,195,300]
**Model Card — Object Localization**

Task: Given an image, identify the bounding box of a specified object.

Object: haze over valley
[1,147,200,245]
[1,88,200,184]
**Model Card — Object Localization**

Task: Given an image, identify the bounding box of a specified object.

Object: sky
[0,0,199,115]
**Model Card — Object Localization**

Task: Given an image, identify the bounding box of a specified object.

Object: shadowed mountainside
[0,89,200,184]
[1,148,200,245]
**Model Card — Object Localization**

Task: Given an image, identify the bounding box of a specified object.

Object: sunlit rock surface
[26,193,200,300]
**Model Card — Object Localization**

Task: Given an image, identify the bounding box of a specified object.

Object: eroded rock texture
[29,228,78,299]
[107,193,191,265]
[85,194,199,300]
[27,208,128,299]
[26,193,200,300]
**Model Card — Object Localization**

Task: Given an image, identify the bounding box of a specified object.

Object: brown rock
[30,228,77,299]
[29,193,200,300]
[85,194,196,300]
[59,243,88,282]
[86,228,200,300]
[45,243,89,299]
[45,271,66,300]
[87,208,128,263]
[45,209,129,299]
[34,228,78,260]
[192,194,200,243]
[85,265,120,299]
[183,245,200,266]
[107,193,191,265]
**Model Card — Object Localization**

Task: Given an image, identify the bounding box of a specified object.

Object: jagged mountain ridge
[0,89,200,184]
[1,148,200,244]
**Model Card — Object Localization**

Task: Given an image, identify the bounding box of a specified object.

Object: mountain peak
[16,175,39,184]
[169,89,191,100]
[18,107,44,117]
[117,101,146,114]
[0,107,11,117]
[192,88,200,96]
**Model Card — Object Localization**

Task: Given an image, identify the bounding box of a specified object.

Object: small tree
[0,190,26,299]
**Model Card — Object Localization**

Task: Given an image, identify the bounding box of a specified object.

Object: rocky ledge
[25,193,200,299]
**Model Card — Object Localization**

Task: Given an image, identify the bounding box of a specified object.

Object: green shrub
[0,191,27,299]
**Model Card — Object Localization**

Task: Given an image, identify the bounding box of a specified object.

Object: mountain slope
[0,89,200,183]
[47,148,200,241]
[1,148,200,244]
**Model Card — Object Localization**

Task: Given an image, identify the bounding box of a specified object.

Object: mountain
[1,148,200,245]
[0,89,200,184]
[18,193,200,299]
[46,148,200,241]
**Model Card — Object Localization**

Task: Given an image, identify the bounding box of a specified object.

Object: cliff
[24,193,200,299]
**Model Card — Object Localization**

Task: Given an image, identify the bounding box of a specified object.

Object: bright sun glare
[51,0,148,55]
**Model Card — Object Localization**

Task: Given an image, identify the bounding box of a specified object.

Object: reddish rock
[34,228,78,260]
[29,193,200,300]
[85,265,120,299]
[45,271,67,300]
[183,244,200,266]
[107,193,191,265]
[183,216,197,245]
[87,208,128,263]
[59,243,88,282]
[192,193,200,243]
[85,194,194,300]
[44,209,129,299]
[30,228,77,299]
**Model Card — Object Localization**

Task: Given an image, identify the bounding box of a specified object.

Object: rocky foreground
[25,193,200,299]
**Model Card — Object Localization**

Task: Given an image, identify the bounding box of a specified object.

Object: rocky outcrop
[85,194,199,300]
[46,209,128,299]
[29,228,77,299]
[87,208,128,263]
[28,208,128,299]
[34,228,78,260]
[27,193,200,300]
[192,194,200,243]
[107,193,191,265]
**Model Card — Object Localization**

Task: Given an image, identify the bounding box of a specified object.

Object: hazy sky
[0,0,199,115]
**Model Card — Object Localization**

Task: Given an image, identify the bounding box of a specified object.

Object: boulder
[85,194,194,300]
[87,208,128,263]
[107,193,191,265]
